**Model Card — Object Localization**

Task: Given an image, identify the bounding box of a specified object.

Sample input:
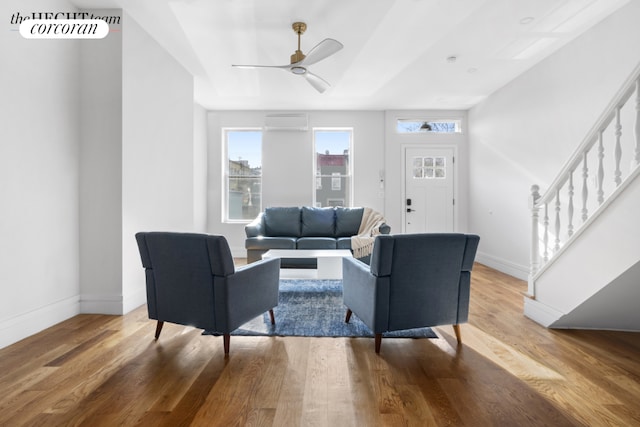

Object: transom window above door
[397,119,461,133]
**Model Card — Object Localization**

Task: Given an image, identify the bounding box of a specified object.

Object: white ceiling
[72,0,629,110]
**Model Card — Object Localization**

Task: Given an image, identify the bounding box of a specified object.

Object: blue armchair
[342,233,480,353]
[135,232,280,355]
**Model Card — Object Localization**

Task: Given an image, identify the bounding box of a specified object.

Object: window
[314,129,352,207]
[413,156,446,179]
[397,119,462,133]
[224,129,262,222]
[331,172,341,190]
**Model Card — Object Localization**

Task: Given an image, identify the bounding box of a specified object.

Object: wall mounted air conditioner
[264,113,308,131]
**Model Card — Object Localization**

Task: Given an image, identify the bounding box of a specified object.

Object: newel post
[528,184,541,297]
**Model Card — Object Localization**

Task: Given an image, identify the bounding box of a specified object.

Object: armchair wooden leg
[223,333,230,356]
[345,309,353,323]
[375,333,382,353]
[154,321,164,340]
[453,324,462,344]
[269,309,275,325]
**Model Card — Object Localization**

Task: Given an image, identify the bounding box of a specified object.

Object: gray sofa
[245,206,390,267]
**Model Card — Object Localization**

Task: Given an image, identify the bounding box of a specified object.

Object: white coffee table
[262,249,353,279]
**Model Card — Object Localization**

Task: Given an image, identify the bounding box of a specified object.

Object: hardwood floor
[1,263,640,426]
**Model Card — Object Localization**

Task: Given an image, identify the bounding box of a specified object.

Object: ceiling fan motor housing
[291,50,306,64]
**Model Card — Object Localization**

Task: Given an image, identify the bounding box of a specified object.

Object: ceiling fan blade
[231,64,291,70]
[304,71,330,93]
[298,38,343,66]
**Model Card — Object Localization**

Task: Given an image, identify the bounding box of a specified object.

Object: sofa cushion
[244,212,265,237]
[301,206,335,237]
[264,207,301,237]
[297,237,337,249]
[245,237,296,250]
[334,207,364,237]
[336,237,352,250]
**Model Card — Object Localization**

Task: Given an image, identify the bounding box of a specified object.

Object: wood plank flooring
[1,263,640,426]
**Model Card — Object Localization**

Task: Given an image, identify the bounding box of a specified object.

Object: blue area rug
[230,279,437,339]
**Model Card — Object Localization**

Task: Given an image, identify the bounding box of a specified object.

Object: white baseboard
[123,288,147,314]
[80,293,123,315]
[523,298,563,327]
[0,295,80,350]
[475,251,529,280]
[81,288,147,315]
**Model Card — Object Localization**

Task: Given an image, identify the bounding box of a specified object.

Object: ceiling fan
[232,22,343,93]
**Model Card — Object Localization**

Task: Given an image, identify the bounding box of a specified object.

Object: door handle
[406,208,414,212]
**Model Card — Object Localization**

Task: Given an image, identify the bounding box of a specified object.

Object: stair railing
[529,62,640,295]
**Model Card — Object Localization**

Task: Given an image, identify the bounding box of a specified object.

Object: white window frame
[327,198,345,207]
[222,128,262,223]
[312,128,353,207]
[331,172,341,190]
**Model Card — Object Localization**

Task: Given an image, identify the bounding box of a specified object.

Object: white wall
[79,9,123,314]
[206,111,386,256]
[76,11,196,315]
[121,12,196,312]
[0,5,198,348]
[0,0,81,348]
[193,103,208,232]
[468,1,640,279]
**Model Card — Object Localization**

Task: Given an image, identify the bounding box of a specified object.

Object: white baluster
[554,189,561,253]
[634,78,640,168]
[597,131,605,205]
[581,152,589,223]
[543,203,549,263]
[614,107,622,186]
[567,171,574,237]
[529,185,541,286]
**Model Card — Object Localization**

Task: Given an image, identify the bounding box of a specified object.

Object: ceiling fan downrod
[290,22,307,64]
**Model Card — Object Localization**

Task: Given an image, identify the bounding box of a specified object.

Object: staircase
[525,62,640,330]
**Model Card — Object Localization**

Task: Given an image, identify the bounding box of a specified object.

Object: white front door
[404,147,455,233]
